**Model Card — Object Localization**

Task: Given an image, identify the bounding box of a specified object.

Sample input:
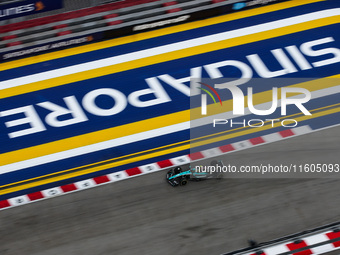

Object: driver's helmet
[174,167,182,174]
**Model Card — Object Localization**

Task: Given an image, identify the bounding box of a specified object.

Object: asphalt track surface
[321,252,339,255]
[1,125,340,255]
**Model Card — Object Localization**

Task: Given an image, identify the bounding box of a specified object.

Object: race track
[1,0,340,199]
[1,1,340,254]
[1,125,339,255]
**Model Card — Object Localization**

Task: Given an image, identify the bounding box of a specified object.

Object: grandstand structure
[0,0,286,60]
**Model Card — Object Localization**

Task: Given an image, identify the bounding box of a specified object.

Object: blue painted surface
[0,0,339,199]
[1,24,339,153]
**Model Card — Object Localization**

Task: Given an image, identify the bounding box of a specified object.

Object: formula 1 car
[166,160,224,187]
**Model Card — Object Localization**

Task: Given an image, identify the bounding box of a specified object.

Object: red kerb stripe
[93,175,110,184]
[189,152,204,160]
[0,200,11,209]
[279,129,295,138]
[219,144,235,153]
[249,137,265,145]
[61,184,77,192]
[27,192,44,201]
[157,159,173,168]
[125,168,142,176]
[326,231,340,247]
[286,240,312,255]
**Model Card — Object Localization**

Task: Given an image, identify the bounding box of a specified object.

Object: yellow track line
[193,106,340,148]
[1,75,339,166]
[4,101,339,193]
[0,102,338,195]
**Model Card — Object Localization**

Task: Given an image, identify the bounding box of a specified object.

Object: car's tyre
[180,179,188,186]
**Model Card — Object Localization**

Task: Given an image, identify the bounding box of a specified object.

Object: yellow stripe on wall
[0,75,338,167]
[0,102,338,195]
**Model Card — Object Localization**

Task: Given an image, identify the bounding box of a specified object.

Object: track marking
[0,101,339,195]
[0,124,315,208]
[1,75,339,170]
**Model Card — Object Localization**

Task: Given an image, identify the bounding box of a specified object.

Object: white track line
[1,84,339,174]
[0,124,313,211]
